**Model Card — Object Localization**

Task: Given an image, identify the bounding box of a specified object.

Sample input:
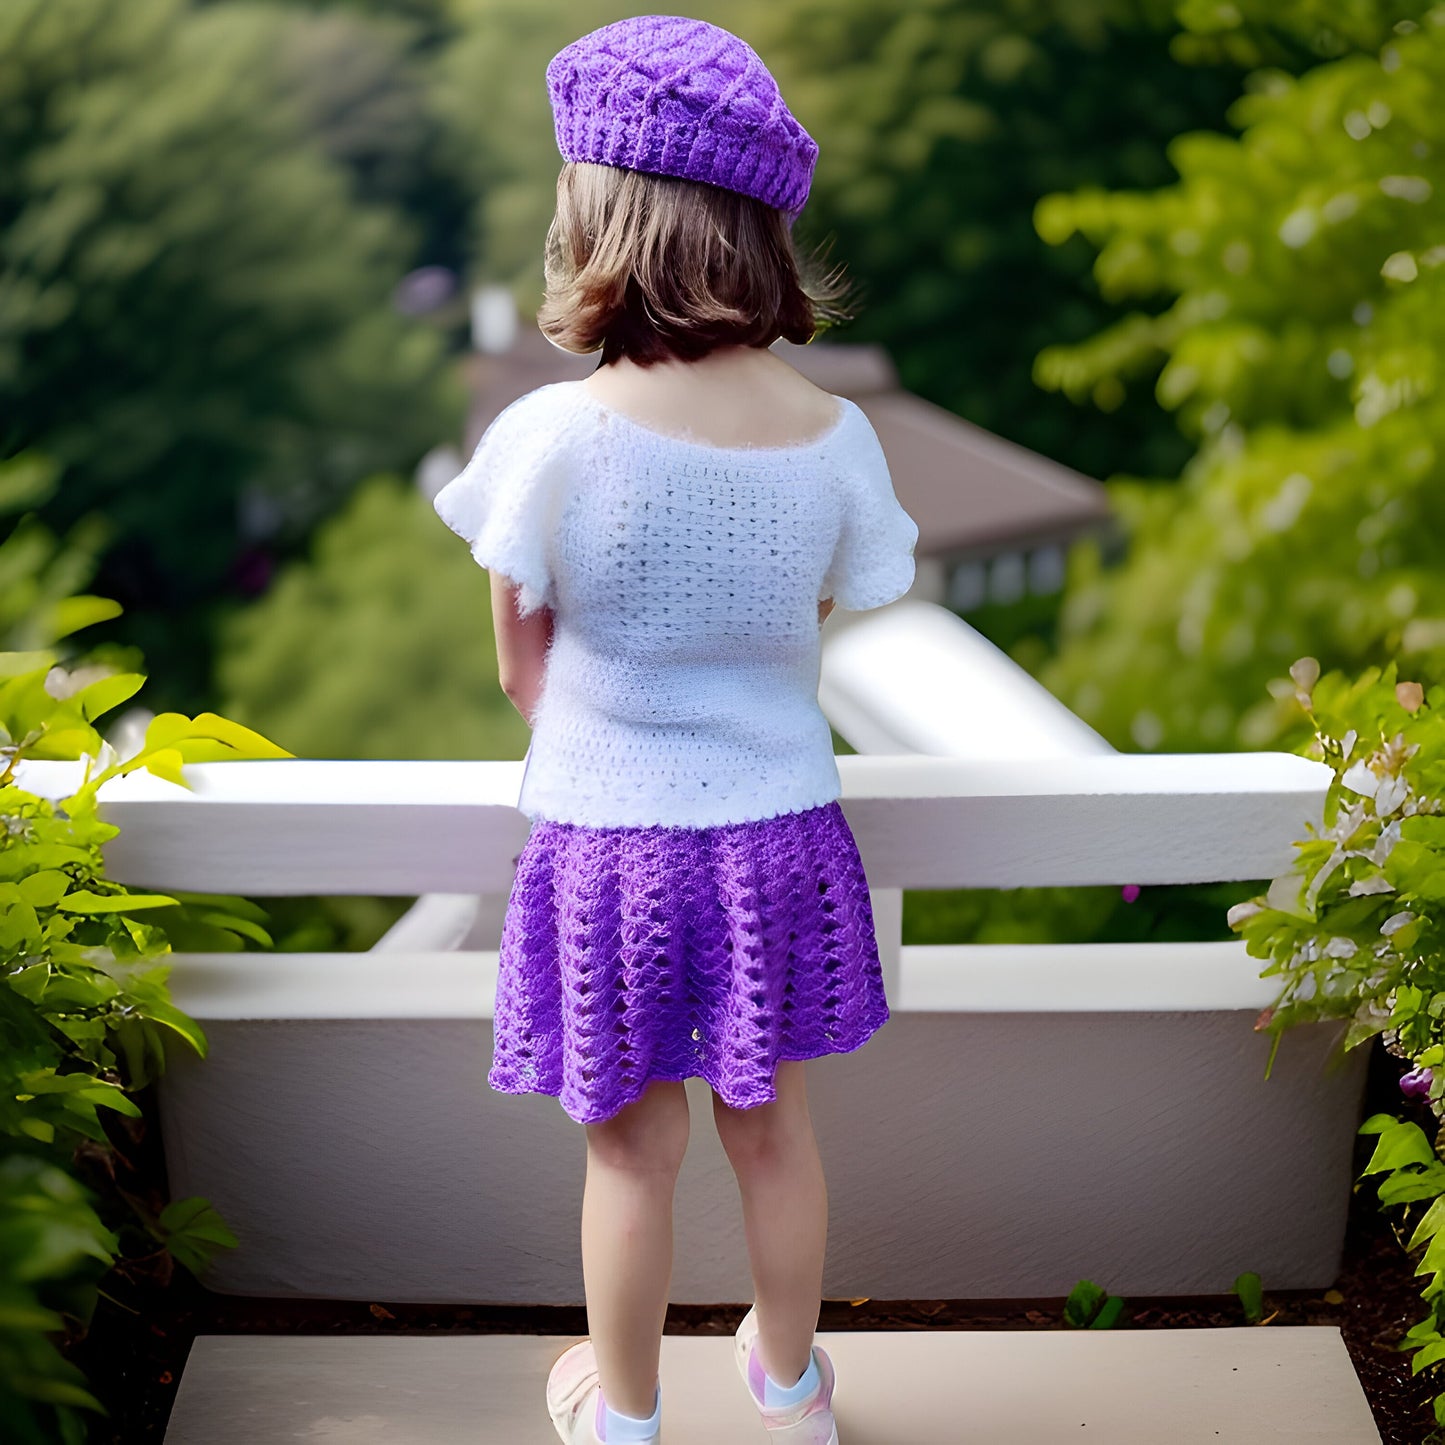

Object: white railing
[16,746,1371,1305]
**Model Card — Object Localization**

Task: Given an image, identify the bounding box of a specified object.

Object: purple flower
[1400,1066,1434,1100]
[1121,884,1141,903]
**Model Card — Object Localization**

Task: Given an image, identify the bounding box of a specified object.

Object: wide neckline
[570,381,852,458]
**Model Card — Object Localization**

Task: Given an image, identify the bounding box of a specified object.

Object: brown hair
[538,161,853,366]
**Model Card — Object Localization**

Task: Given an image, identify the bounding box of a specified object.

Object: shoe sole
[547,1338,598,1443]
[733,1306,840,1445]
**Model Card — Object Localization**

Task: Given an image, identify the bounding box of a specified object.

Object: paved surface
[163,1326,1381,1443]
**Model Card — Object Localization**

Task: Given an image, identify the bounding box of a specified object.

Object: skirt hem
[488,1003,891,1126]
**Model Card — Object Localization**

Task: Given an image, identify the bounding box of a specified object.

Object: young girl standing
[433,16,919,1444]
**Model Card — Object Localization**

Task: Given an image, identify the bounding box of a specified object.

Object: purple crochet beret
[545,15,818,217]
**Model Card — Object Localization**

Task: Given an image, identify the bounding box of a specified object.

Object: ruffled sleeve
[432,386,572,619]
[819,407,920,610]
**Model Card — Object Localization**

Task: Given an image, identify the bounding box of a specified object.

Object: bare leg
[712,1060,828,1386]
[581,1078,691,1420]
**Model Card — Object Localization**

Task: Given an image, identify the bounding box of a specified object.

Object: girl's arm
[491,573,553,729]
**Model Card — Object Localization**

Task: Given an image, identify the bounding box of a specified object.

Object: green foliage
[1231,656,1445,1417]
[1032,5,1445,752]
[266,2,475,272]
[0,0,458,703]
[0,645,289,1441]
[216,473,531,761]
[1229,658,1443,1079]
[0,1156,114,1443]
[1355,1111,1445,1425]
[433,1,644,291]
[742,0,1243,481]
[1063,1277,1126,1328]
[0,455,119,658]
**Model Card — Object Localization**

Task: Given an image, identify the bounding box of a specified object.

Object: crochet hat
[545,15,818,217]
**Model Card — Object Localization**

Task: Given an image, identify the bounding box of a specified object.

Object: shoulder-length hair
[538,161,853,366]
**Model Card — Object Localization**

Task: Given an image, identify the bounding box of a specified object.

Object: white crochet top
[432,379,919,829]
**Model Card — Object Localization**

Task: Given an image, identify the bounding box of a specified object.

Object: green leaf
[1234,1271,1264,1324]
[72,672,145,723]
[1090,1294,1125,1328]
[46,594,123,643]
[1379,1163,1445,1207]
[1360,1113,1403,1136]
[0,1299,64,1331]
[56,891,180,913]
[15,870,72,908]
[1409,1197,1445,1254]
[157,1196,238,1277]
[1064,1278,1108,1328]
[1362,1122,1436,1175]
[181,909,273,948]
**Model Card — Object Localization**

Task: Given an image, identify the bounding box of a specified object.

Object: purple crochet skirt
[489,798,891,1125]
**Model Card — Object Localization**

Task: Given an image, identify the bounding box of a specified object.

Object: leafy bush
[1229,656,1445,1423]
[1,0,458,701]
[1032,3,1445,753]
[0,654,290,1443]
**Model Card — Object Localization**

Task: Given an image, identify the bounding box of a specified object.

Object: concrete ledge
[162,1327,1380,1443]
[155,1011,1368,1301]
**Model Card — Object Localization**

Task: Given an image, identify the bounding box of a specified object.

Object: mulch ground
[72,1038,1437,1443]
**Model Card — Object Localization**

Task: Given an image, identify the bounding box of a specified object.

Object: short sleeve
[431,386,571,619]
[819,411,920,610]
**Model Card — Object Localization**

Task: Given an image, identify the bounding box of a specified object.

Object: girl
[432,16,919,1445]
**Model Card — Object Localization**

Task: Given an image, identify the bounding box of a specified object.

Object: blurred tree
[215,473,529,761]
[431,0,648,290]
[745,0,1248,481]
[1030,2,1445,751]
[436,1,1244,481]
[265,2,475,278]
[0,0,459,710]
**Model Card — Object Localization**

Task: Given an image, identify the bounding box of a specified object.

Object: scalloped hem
[488,1002,891,1126]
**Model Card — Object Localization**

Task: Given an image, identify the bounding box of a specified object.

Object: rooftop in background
[460,289,1115,604]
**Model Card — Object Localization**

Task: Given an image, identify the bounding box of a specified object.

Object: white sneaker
[734,1306,839,1445]
[545,1338,661,1445]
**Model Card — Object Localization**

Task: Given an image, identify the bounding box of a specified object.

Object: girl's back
[435,359,915,829]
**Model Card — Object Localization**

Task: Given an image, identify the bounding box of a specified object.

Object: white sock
[601,1381,660,1441]
[761,1351,820,1407]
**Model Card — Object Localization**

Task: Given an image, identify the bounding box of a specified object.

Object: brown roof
[464,327,1112,561]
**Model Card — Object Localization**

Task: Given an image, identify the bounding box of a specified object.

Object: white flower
[1323,936,1359,959]
[1363,818,1403,865]
[1375,774,1410,818]
[1227,900,1264,927]
[1341,760,1380,797]
[1347,873,1395,896]
[1381,911,1416,936]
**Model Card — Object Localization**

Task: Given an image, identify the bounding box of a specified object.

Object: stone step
[162,1325,1381,1443]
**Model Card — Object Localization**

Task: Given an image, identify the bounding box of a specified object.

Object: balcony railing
[8,745,1359,1308]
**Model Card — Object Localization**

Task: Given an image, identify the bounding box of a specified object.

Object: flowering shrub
[0,654,291,1443]
[1229,656,1445,1424]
